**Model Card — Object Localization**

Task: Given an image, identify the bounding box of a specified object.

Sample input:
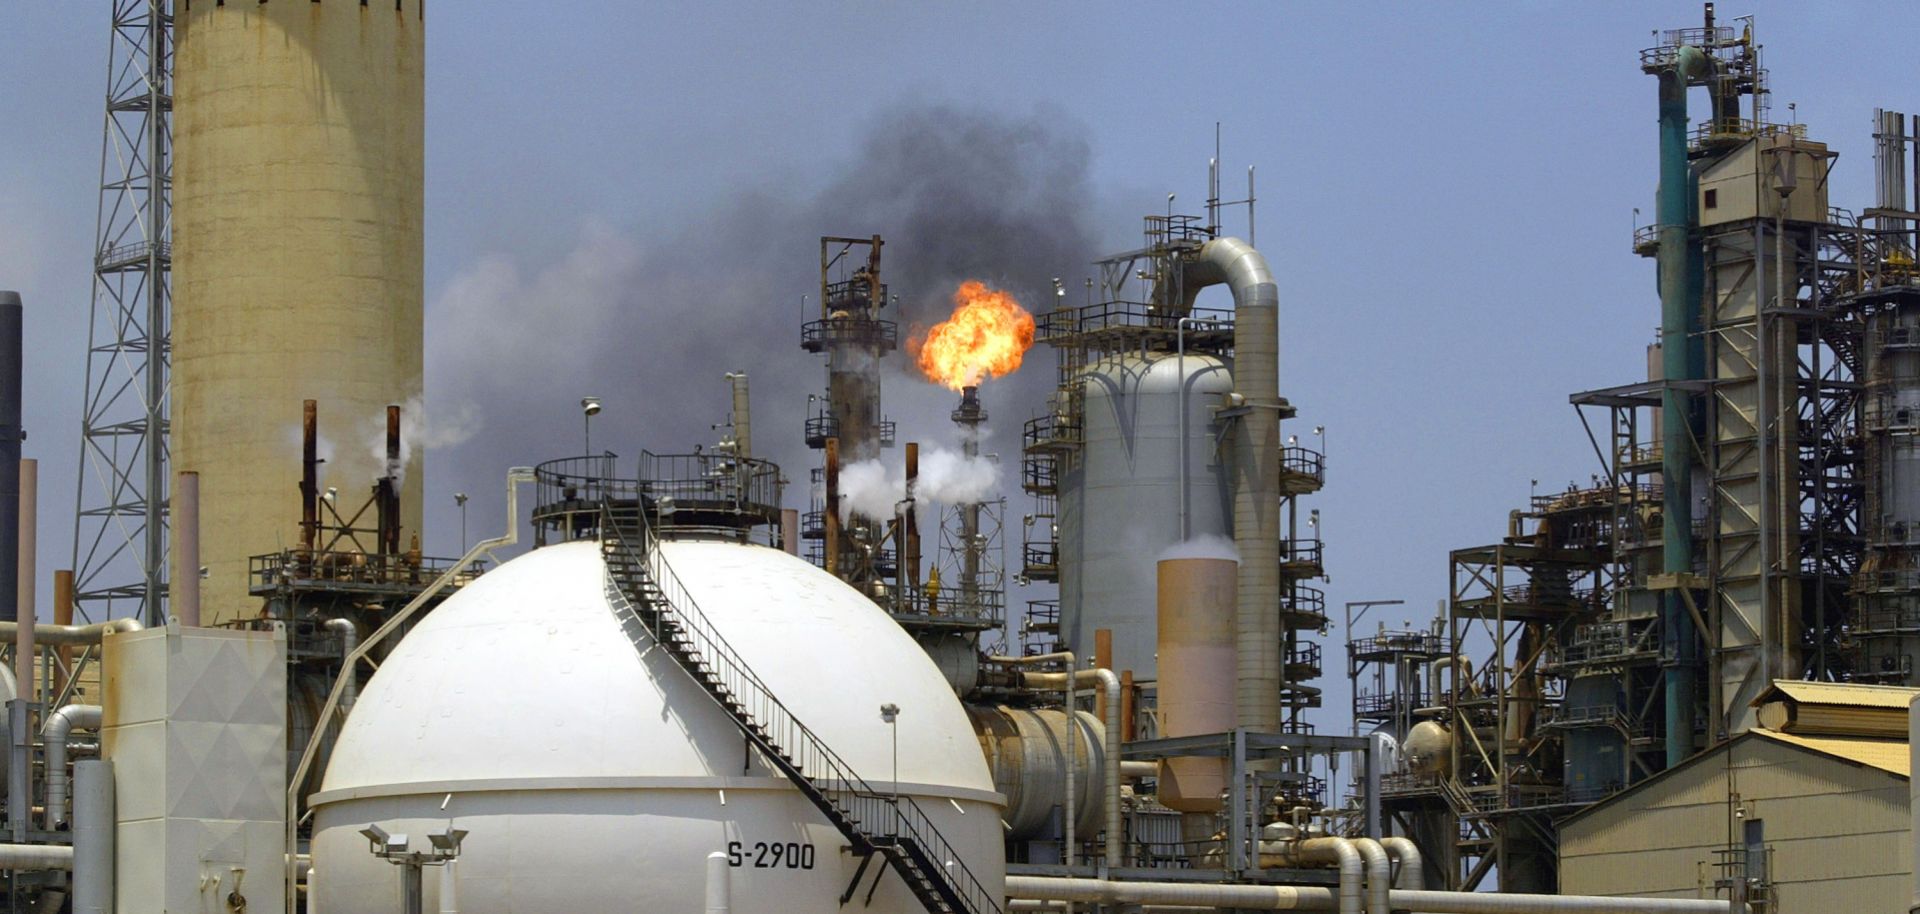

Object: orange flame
[911,281,1036,391]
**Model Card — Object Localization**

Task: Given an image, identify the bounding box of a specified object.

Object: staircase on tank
[597,502,1002,914]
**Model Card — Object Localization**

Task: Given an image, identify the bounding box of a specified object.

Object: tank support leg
[840,849,875,905]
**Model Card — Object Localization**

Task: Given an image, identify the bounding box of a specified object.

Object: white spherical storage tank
[309,538,1005,913]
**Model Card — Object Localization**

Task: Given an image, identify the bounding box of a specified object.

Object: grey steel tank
[1059,351,1234,679]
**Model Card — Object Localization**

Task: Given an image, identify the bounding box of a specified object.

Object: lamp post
[879,703,900,799]
[453,492,468,552]
[359,823,466,914]
[581,396,602,456]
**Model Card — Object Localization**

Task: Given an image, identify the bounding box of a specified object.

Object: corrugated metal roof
[1755,680,1920,711]
[1753,728,1909,778]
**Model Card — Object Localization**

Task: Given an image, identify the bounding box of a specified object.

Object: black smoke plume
[424,101,1105,554]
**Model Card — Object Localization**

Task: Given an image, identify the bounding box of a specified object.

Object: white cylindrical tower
[171,1,426,624]
[1059,352,1234,678]
[310,539,1004,913]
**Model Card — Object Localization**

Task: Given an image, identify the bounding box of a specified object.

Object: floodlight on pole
[581,396,602,455]
[879,703,901,798]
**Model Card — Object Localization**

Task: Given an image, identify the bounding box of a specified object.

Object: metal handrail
[800,316,899,352]
[1034,300,1235,344]
[600,503,1000,914]
[1279,446,1325,483]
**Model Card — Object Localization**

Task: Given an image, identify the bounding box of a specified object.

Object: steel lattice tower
[70,0,172,625]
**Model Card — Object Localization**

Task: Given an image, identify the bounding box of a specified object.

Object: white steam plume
[916,447,999,505]
[1158,534,1240,563]
[363,394,483,493]
[839,458,905,522]
[835,444,1001,521]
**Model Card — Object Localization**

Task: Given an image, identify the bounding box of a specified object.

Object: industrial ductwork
[1179,237,1283,732]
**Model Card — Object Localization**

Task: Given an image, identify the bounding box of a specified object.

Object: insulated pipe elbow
[1380,836,1424,890]
[1352,838,1391,914]
[1297,837,1364,914]
[44,703,102,829]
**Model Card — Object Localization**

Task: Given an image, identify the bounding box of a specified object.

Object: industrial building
[1561,682,1915,910]
[0,3,1912,914]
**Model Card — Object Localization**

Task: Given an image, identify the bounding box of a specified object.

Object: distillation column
[1853,109,1920,681]
[804,236,894,592]
[171,2,425,624]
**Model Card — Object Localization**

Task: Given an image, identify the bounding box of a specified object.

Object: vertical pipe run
[704,851,730,914]
[904,443,920,590]
[301,400,318,551]
[10,450,32,844]
[52,570,73,698]
[1656,46,1709,769]
[381,405,403,556]
[326,619,359,710]
[1064,663,1077,869]
[72,759,113,914]
[725,372,751,458]
[1093,629,1113,721]
[173,471,200,627]
[1365,732,1387,838]
[438,860,459,914]
[824,438,841,577]
[0,291,20,625]
[17,457,35,697]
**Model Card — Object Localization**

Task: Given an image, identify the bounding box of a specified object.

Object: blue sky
[3,1,1918,735]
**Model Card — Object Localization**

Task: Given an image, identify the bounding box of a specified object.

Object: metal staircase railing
[597,502,1001,914]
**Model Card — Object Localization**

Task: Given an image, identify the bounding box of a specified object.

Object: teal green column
[1656,46,1708,770]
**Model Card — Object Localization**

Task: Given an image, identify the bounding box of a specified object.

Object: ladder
[598,503,1001,914]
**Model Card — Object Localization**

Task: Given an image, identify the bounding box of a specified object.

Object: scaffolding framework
[70,0,172,625]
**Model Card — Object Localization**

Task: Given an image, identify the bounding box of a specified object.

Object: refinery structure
[4,3,1920,914]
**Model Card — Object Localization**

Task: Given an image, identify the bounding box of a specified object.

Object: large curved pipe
[44,703,101,829]
[1179,236,1284,733]
[1004,875,1734,913]
[1297,837,1363,914]
[1379,836,1424,890]
[1352,838,1390,914]
[0,618,141,646]
[324,619,359,711]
